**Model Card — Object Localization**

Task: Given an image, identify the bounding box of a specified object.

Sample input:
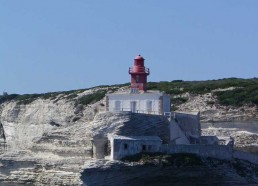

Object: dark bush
[172,97,188,105]
[1,78,258,107]
[122,152,203,167]
[75,90,107,106]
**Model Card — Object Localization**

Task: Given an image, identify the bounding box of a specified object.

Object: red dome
[134,54,144,60]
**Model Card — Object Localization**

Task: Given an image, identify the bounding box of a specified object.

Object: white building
[106,91,171,115]
[109,135,162,160]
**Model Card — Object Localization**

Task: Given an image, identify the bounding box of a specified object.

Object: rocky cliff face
[81,155,258,186]
[0,87,115,185]
[0,86,171,185]
[0,86,257,185]
[174,92,258,122]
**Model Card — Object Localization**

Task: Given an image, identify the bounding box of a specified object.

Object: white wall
[107,92,171,115]
[170,119,190,145]
[163,95,171,114]
[172,111,201,139]
[162,144,233,160]
[110,137,162,160]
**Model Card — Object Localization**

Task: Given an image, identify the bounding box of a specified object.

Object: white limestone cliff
[0,86,257,185]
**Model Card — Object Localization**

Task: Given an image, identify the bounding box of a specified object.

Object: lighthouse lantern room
[129,55,149,93]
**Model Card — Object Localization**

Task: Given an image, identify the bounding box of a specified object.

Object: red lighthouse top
[129,54,150,93]
[134,55,144,60]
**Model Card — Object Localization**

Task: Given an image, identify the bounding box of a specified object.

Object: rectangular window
[136,75,139,83]
[115,101,121,111]
[142,145,146,151]
[146,101,152,113]
[124,143,128,150]
[148,145,152,151]
[130,101,137,113]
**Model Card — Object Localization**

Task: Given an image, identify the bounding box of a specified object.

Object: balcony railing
[130,83,144,88]
[129,67,150,74]
[111,108,160,115]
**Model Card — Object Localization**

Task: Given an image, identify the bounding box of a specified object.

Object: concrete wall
[91,138,108,159]
[161,144,233,160]
[170,119,190,145]
[162,95,171,114]
[234,151,258,165]
[172,111,201,141]
[107,92,170,115]
[199,136,219,145]
[110,137,162,160]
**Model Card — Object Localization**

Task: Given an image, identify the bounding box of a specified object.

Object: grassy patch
[75,90,107,106]
[148,78,258,106]
[172,97,188,105]
[65,94,78,100]
[1,78,258,107]
[0,89,86,105]
[214,87,258,106]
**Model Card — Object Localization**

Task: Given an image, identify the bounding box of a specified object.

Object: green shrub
[75,90,107,106]
[1,78,258,107]
[214,85,258,106]
[65,94,78,100]
[0,94,18,103]
[172,97,188,105]
[148,78,258,106]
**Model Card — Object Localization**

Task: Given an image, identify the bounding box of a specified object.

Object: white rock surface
[0,87,169,185]
[175,93,257,122]
[0,87,257,185]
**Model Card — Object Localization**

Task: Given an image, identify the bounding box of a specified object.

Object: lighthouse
[106,55,171,115]
[129,55,149,93]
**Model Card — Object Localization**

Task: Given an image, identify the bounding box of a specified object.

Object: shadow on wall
[0,121,7,152]
[117,113,170,143]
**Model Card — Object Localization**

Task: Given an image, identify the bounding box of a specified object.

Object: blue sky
[1,1,258,94]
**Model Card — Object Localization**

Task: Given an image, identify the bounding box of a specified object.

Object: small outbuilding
[108,135,162,160]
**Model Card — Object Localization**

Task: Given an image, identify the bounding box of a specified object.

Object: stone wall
[110,136,162,160]
[161,144,233,160]
[172,111,201,140]
[234,150,258,165]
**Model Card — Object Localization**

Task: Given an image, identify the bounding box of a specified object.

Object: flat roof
[173,111,200,116]
[107,90,167,96]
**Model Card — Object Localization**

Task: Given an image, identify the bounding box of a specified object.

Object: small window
[130,101,137,113]
[115,101,121,111]
[148,145,152,151]
[142,145,146,151]
[146,101,152,113]
[136,75,139,83]
[124,143,128,150]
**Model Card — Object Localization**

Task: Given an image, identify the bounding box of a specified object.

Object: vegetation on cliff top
[0,89,86,105]
[148,77,258,106]
[0,85,121,105]
[1,78,258,106]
